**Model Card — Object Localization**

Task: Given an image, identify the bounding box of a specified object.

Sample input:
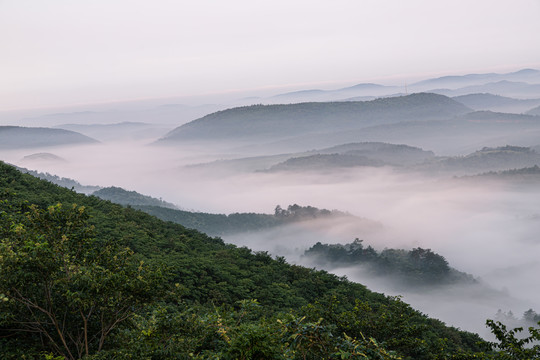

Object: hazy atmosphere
[1,0,540,110]
[2,1,540,357]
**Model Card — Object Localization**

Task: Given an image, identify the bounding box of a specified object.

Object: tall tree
[0,201,166,359]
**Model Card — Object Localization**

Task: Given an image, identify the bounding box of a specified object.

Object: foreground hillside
[1,162,538,359]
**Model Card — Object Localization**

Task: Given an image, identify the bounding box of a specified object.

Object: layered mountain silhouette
[0,126,98,149]
[453,93,540,113]
[158,93,470,144]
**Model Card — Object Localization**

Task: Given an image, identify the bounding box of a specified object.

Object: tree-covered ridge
[317,142,435,165]
[470,165,540,179]
[303,239,476,287]
[92,186,178,209]
[135,203,351,236]
[14,165,101,194]
[268,153,385,172]
[263,144,540,175]
[417,145,540,175]
[158,93,470,142]
[0,161,537,359]
[9,164,357,236]
[186,142,435,174]
[452,93,540,113]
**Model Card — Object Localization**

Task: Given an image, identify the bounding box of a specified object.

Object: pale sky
[1,0,540,110]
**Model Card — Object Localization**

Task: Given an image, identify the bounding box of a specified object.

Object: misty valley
[3,69,540,358]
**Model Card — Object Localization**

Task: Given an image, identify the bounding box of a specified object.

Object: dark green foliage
[304,240,475,286]
[0,201,167,359]
[0,161,515,359]
[133,203,347,236]
[132,205,282,236]
[486,320,540,359]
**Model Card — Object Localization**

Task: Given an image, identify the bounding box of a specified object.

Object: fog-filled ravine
[2,70,540,341]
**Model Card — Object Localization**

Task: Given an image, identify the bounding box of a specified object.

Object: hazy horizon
[2,0,540,111]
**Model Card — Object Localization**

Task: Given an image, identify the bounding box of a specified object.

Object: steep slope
[158,93,470,144]
[0,125,98,149]
[0,161,490,359]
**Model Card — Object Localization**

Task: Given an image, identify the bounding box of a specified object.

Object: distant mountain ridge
[53,122,173,142]
[0,126,98,149]
[268,83,400,103]
[433,81,540,98]
[187,142,435,174]
[256,110,540,154]
[453,93,540,113]
[264,68,540,104]
[158,93,470,144]
[266,142,435,172]
[415,145,540,175]
[411,69,540,90]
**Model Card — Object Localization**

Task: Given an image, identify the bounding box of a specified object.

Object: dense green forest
[1,161,539,359]
[303,240,476,287]
[11,167,358,236]
[130,203,350,237]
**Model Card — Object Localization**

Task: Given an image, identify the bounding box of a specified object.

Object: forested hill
[134,203,353,236]
[158,93,470,143]
[303,240,476,288]
[0,161,526,359]
[92,186,179,209]
[0,126,98,148]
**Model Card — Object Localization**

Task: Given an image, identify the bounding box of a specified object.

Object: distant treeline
[136,203,350,236]
[303,239,476,286]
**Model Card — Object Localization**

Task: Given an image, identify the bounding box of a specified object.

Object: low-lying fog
[2,140,540,339]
